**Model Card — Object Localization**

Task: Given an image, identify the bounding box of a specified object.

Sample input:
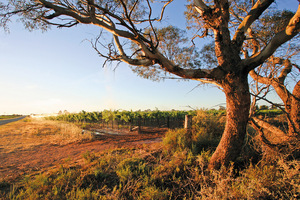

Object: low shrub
[116,157,149,183]
[162,129,192,152]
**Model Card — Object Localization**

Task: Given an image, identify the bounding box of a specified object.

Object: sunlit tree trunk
[209,74,250,169]
[290,81,300,137]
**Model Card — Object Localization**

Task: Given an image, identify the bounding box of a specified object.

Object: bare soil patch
[0,119,166,182]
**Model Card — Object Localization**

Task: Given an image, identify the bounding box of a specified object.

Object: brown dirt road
[0,120,166,182]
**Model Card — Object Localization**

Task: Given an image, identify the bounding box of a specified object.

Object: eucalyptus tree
[195,3,300,147]
[1,0,300,169]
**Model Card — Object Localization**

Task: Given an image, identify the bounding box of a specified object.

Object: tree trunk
[209,74,250,169]
[290,81,300,137]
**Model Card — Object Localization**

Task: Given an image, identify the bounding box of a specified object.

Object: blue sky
[0,0,298,115]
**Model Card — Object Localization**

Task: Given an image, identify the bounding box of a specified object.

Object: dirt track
[0,129,165,182]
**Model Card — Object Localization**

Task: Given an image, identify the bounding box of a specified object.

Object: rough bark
[290,81,300,136]
[208,73,250,169]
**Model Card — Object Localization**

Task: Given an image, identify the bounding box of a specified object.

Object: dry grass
[0,117,93,154]
[1,115,300,199]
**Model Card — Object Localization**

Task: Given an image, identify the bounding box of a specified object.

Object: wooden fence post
[184,115,192,132]
[184,115,193,144]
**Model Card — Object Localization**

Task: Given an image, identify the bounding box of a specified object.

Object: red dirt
[0,127,167,182]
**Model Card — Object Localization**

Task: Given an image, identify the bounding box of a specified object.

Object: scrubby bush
[163,110,224,154]
[192,109,225,138]
[192,110,225,153]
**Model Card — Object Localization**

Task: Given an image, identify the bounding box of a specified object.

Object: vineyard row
[46,110,197,128]
[45,109,282,129]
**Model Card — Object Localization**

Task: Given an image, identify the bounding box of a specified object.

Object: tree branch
[113,34,153,66]
[243,4,300,71]
[129,0,173,24]
[250,118,284,147]
[38,0,156,49]
[278,59,293,82]
[194,0,212,15]
[128,0,139,19]
[196,78,223,89]
[146,0,159,49]
[232,0,274,50]
[251,117,290,142]
[249,69,271,85]
[153,0,173,22]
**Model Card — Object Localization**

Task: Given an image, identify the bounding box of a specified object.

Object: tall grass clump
[192,109,225,154]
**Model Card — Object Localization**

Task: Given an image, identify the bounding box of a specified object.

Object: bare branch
[252,117,289,140]
[247,28,261,55]
[0,4,41,17]
[129,0,139,19]
[249,68,271,85]
[250,92,298,134]
[119,0,138,35]
[38,0,155,49]
[129,0,173,24]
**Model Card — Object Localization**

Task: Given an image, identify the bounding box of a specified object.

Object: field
[0,118,165,178]
[0,111,299,199]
